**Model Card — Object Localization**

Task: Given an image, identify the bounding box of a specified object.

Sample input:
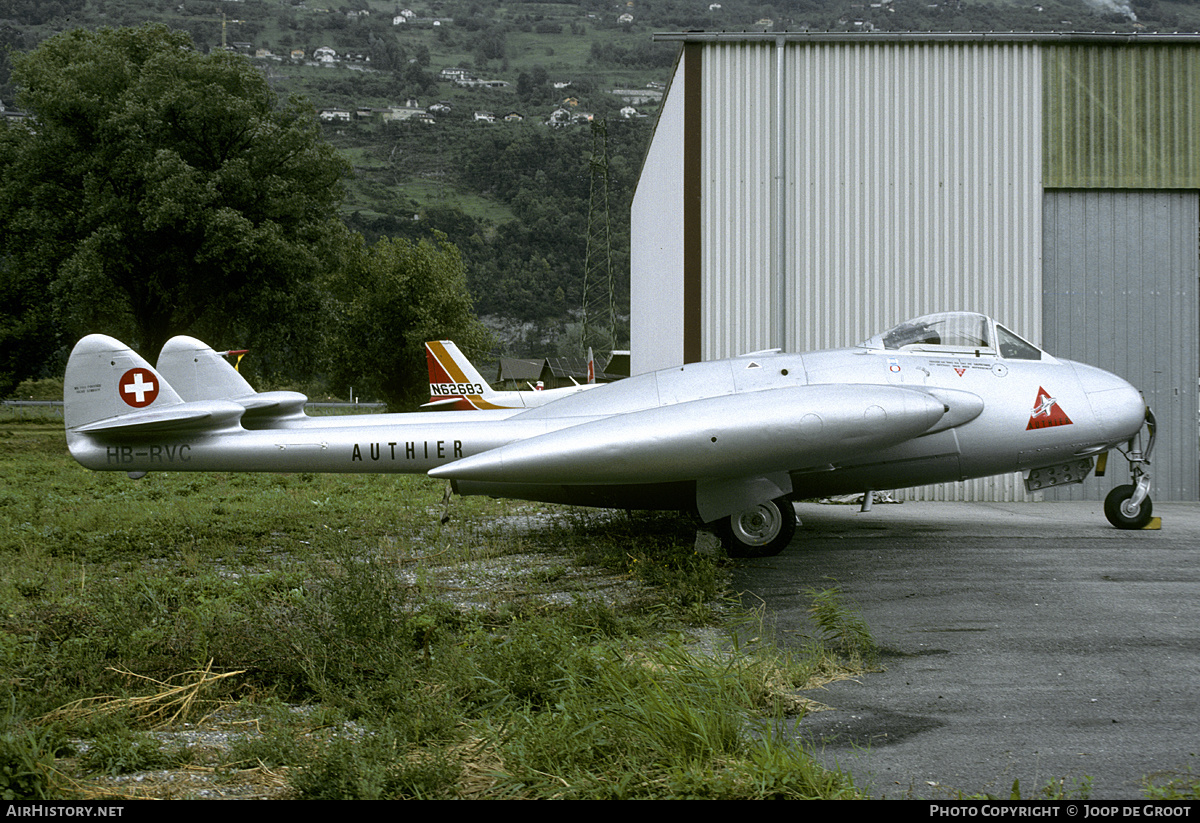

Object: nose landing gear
[1103,407,1156,530]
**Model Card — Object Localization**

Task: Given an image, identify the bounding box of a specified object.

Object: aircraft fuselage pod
[64,313,1153,557]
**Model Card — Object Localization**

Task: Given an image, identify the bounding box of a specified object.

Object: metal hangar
[630,31,1200,501]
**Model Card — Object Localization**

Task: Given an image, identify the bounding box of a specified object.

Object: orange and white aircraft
[422,340,599,410]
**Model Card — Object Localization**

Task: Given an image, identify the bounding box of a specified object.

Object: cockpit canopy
[860,312,1044,360]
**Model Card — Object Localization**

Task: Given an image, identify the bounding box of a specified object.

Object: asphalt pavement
[730,499,1200,800]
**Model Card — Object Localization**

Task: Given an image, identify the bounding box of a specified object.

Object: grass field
[0,414,871,799]
[2,414,1197,799]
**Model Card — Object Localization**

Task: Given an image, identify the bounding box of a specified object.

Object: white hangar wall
[632,35,1045,501]
[630,50,689,373]
[633,35,1044,367]
[704,39,1043,360]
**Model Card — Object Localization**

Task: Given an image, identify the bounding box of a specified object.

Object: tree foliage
[0,24,349,391]
[324,233,493,410]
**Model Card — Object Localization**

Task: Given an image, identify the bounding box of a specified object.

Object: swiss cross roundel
[118,368,159,408]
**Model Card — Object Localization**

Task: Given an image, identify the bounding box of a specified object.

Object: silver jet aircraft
[63,312,1155,557]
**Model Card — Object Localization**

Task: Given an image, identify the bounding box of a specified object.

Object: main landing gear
[1103,407,1156,530]
[716,496,798,558]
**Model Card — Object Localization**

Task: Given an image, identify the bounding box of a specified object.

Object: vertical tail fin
[156,336,308,423]
[64,335,185,430]
[424,341,497,410]
[157,336,256,402]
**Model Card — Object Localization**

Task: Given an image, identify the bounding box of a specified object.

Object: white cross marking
[123,372,155,404]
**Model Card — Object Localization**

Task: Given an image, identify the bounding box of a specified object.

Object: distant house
[611,88,664,105]
[319,109,351,122]
[504,112,524,122]
[383,105,431,123]
[313,46,336,63]
[457,78,509,89]
[496,357,598,390]
[618,13,634,23]
[473,111,496,123]
[290,49,305,60]
[0,102,29,126]
[547,108,592,127]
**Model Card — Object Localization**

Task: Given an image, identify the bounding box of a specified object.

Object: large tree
[0,24,348,390]
[324,233,493,411]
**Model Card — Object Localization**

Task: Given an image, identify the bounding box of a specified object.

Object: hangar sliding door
[1042,190,1199,501]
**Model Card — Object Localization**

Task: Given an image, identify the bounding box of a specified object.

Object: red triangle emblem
[1026,386,1072,430]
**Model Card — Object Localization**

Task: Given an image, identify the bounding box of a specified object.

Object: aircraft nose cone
[1072,362,1146,445]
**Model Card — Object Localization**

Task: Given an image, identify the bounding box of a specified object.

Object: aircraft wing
[431,383,952,520]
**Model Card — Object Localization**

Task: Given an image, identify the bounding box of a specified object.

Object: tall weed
[805,584,878,666]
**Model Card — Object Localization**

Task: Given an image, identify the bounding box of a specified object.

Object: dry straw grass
[42,660,244,729]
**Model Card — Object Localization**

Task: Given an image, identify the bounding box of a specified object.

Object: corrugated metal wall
[696,39,1043,500]
[783,41,1044,354]
[1043,190,1199,501]
[1044,46,1200,188]
[699,41,779,361]
[696,41,1044,360]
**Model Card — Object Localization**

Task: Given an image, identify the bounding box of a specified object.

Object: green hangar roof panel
[1044,44,1200,188]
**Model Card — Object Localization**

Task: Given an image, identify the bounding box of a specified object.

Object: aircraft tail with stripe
[424,340,599,410]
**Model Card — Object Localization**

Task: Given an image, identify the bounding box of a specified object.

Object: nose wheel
[1104,482,1153,530]
[1104,407,1155,530]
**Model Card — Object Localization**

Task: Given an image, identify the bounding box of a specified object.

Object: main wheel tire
[1104,484,1153,530]
[719,497,797,558]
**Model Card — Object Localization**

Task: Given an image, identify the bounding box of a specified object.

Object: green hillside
[3,0,1198,355]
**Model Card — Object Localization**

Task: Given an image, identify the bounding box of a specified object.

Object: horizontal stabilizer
[420,397,467,410]
[73,400,248,434]
[236,390,309,419]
